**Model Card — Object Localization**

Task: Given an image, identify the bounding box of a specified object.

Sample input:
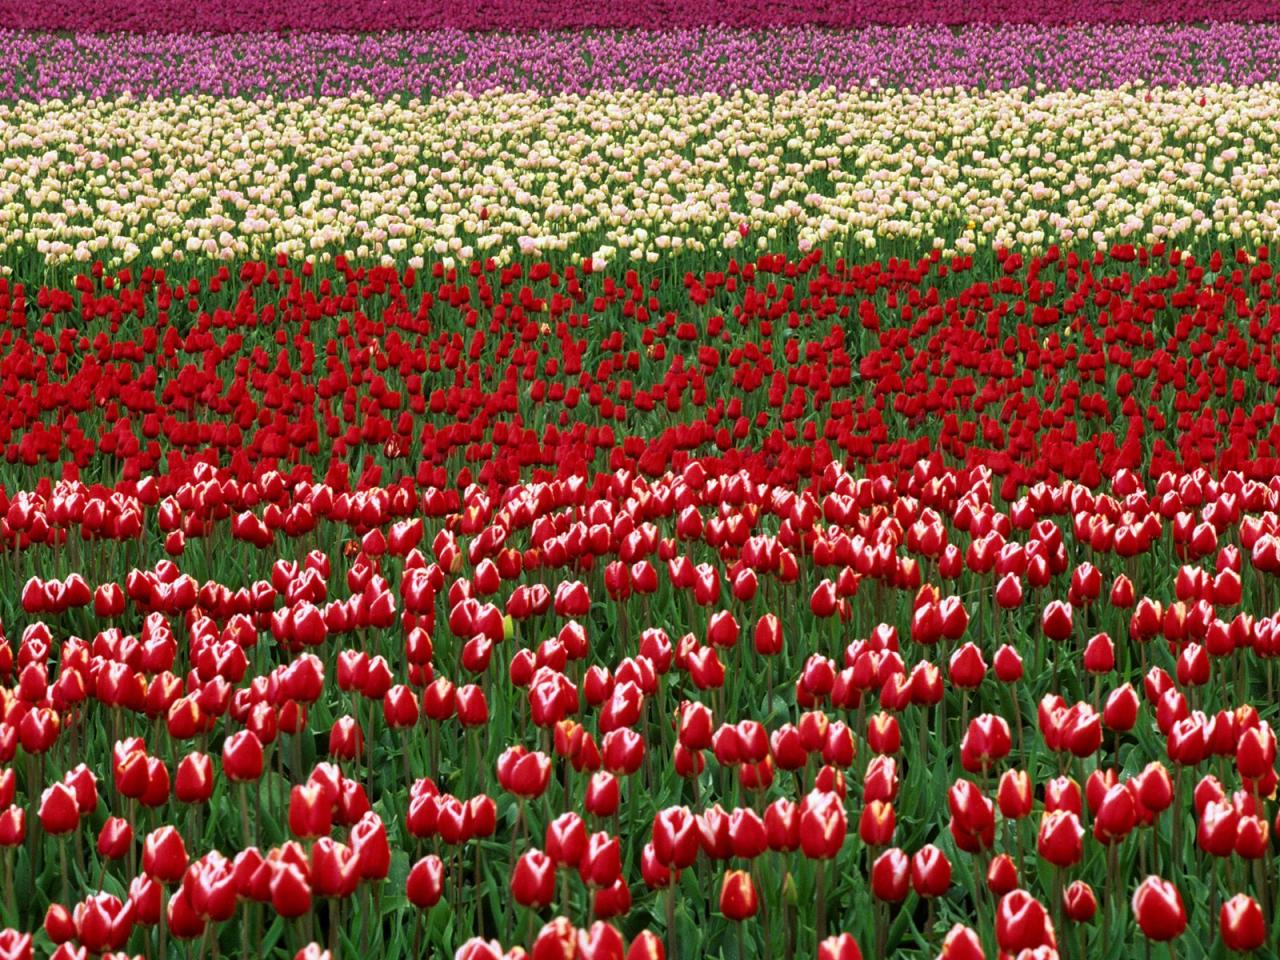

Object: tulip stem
[754,863,773,958]
[26,753,42,914]
[1051,869,1064,956]
[158,884,169,960]
[59,836,68,907]
[1170,767,1183,875]
[1010,688,1025,763]
[332,897,342,959]
[505,800,524,942]
[784,892,795,960]
[3,851,13,925]
[815,858,827,947]
[759,656,773,723]
[1254,858,1270,931]
[361,882,371,955]
[238,782,252,851]
[430,720,440,785]
[1105,843,1117,946]
[366,702,378,800]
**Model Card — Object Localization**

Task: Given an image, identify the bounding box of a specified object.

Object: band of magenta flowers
[1,0,1274,32]
[1,24,1278,102]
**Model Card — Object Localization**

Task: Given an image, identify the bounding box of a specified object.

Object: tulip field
[6,5,1280,960]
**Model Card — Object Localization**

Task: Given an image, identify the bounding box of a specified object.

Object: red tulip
[754,614,783,656]
[652,807,699,868]
[97,817,132,860]
[270,862,312,918]
[986,853,1019,896]
[37,783,79,835]
[910,844,951,898]
[1037,810,1083,868]
[626,932,664,960]
[818,932,863,960]
[406,855,445,908]
[0,806,26,846]
[578,832,621,887]
[222,730,264,782]
[511,849,556,908]
[799,790,846,859]
[497,746,553,798]
[858,800,895,847]
[1062,881,1097,923]
[996,889,1057,952]
[997,770,1034,820]
[718,869,758,920]
[1093,783,1137,844]
[1132,876,1187,942]
[143,826,188,883]
[351,812,391,879]
[870,847,909,902]
[1221,893,1266,951]
[993,644,1023,682]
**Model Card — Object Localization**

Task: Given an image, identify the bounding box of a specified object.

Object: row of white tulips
[0,84,1277,270]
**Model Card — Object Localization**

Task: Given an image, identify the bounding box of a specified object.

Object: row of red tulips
[2,246,1280,959]
[3,242,1280,506]
[2,458,1279,958]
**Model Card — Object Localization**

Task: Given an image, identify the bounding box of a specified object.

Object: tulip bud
[1063,880,1097,923]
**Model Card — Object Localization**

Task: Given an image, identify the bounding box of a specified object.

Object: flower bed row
[0,0,1275,33]
[2,24,1279,102]
[0,87,1279,273]
[4,246,1280,959]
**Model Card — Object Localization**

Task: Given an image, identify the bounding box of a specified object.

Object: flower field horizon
[3,5,1280,960]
